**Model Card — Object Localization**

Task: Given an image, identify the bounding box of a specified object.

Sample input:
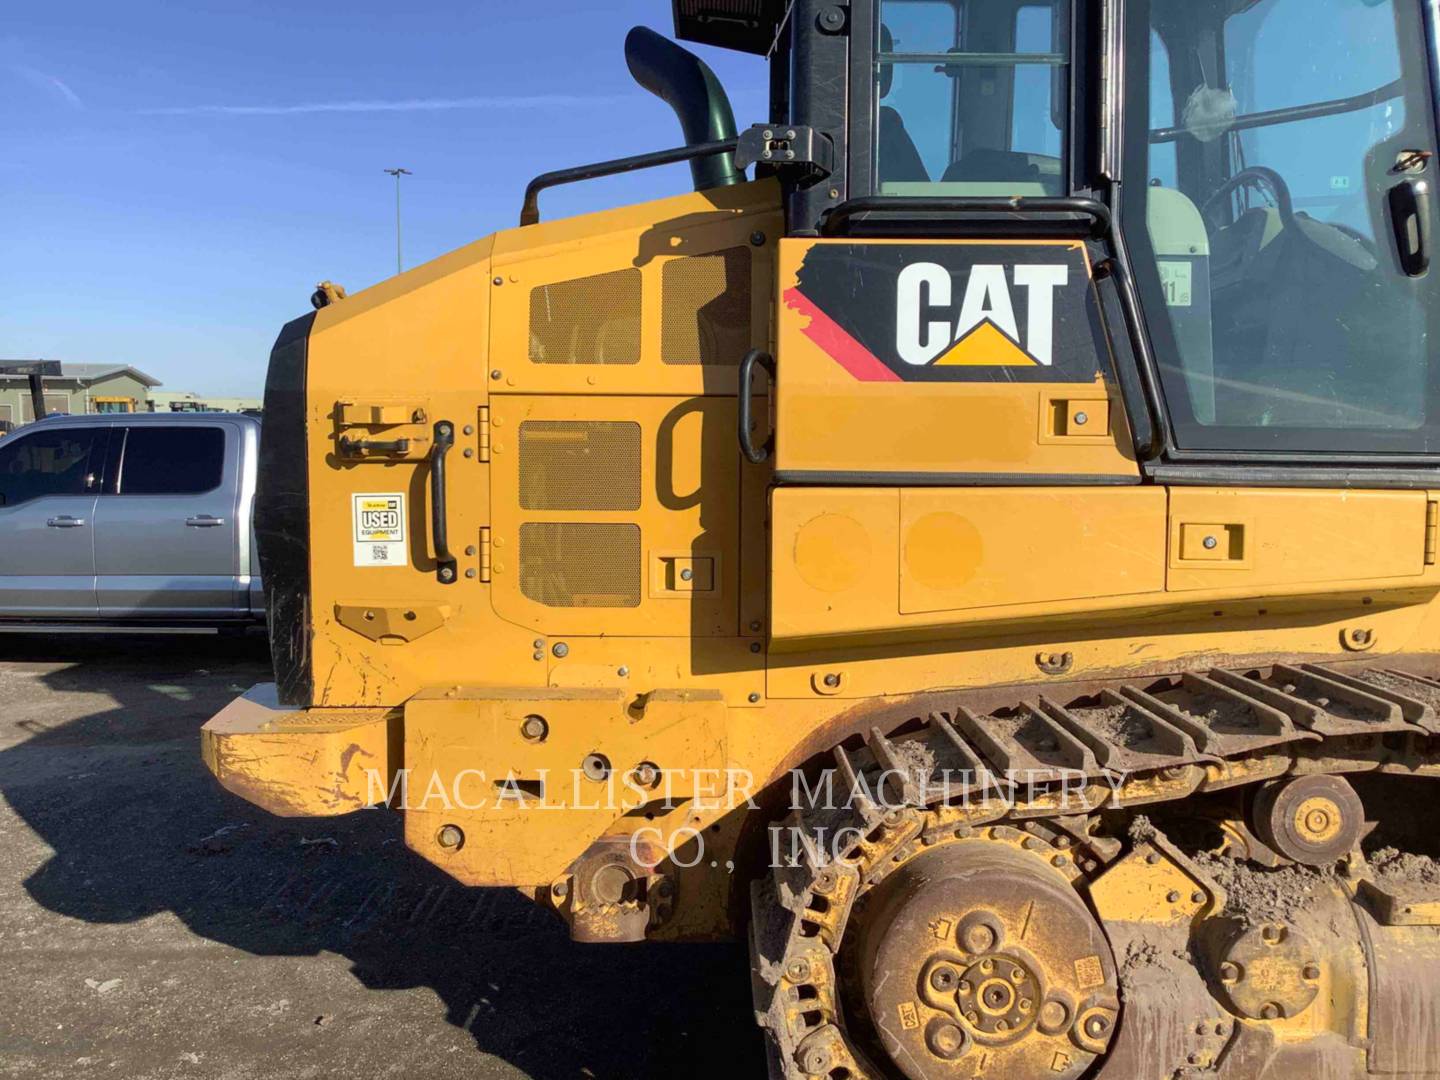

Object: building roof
[0,360,162,388]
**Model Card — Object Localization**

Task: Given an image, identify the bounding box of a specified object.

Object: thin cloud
[141,93,627,117]
[11,65,83,108]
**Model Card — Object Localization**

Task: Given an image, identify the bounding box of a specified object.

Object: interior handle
[430,420,458,584]
[738,349,776,465]
[1389,176,1431,277]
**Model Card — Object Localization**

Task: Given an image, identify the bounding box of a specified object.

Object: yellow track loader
[203,0,1440,1074]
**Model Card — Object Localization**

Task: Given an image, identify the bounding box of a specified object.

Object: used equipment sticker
[352,493,406,567]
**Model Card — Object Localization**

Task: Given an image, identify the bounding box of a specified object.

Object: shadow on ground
[0,633,760,1078]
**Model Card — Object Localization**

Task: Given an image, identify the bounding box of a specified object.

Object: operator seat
[877,24,929,185]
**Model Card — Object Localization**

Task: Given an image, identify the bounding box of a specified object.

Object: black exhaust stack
[625,26,742,191]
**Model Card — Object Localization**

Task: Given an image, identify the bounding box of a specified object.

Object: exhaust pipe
[625,26,742,192]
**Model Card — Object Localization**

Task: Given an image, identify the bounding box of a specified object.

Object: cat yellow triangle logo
[932,320,1038,367]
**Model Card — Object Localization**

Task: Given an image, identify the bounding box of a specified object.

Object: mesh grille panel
[519,421,641,511]
[519,523,641,608]
[529,269,642,365]
[661,247,752,365]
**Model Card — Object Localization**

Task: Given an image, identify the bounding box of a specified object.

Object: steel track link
[750,662,1440,1080]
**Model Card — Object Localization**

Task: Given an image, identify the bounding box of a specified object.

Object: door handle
[738,349,776,465]
[1389,176,1431,277]
[430,420,457,584]
[46,516,86,528]
[185,515,226,527]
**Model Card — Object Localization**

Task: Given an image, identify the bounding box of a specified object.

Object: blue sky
[1,2,768,396]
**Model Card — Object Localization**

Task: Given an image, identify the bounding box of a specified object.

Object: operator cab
[674,0,1440,469]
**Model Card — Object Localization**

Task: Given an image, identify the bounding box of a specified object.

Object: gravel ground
[0,633,759,1079]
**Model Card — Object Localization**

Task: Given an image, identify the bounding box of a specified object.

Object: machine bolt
[490,369,502,380]
[582,753,611,782]
[823,673,841,688]
[1192,891,1206,904]
[749,693,761,703]
[521,715,548,742]
[532,651,544,661]
[786,958,811,982]
[1219,962,1241,984]
[1167,890,1181,903]
[617,666,630,678]
[1303,963,1321,981]
[930,965,960,992]
[751,642,762,653]
[1203,535,1219,550]
[552,642,570,658]
[439,567,455,582]
[465,545,477,557]
[961,923,996,953]
[463,425,474,436]
[465,568,477,578]
[926,1021,966,1059]
[750,231,767,247]
[813,869,838,894]
[1260,1003,1281,1020]
[1085,1015,1110,1038]
[680,568,694,582]
[551,879,569,898]
[533,639,544,648]
[817,5,846,32]
[463,448,474,458]
[632,761,660,788]
[799,1045,832,1074]
[750,620,763,632]
[493,276,504,286]
[1074,411,1089,426]
[436,825,464,850]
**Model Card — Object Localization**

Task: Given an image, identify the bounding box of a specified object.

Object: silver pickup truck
[0,412,264,626]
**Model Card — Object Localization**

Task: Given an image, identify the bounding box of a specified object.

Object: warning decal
[352,492,406,567]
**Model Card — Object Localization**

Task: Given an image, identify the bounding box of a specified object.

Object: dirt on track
[0,632,756,1080]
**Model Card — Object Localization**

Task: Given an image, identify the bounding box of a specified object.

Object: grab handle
[430,421,457,584]
[1389,175,1432,277]
[738,349,776,465]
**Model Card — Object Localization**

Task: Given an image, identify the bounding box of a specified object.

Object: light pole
[383,167,412,274]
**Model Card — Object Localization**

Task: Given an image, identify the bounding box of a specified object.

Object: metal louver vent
[519,523,642,608]
[661,247,752,365]
[519,421,642,511]
[529,269,642,365]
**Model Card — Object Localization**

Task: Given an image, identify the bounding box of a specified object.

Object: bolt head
[1203,535,1219,550]
[823,672,841,688]
[748,692,761,703]
[552,642,569,658]
[1220,961,1241,983]
[521,715,548,742]
[1074,411,1089,426]
[490,369,502,380]
[930,965,959,992]
[436,825,464,850]
[1260,1002,1281,1020]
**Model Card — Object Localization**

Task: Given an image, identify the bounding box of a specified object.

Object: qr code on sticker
[371,545,390,562]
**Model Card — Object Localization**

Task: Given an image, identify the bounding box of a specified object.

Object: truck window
[0,428,103,506]
[1124,0,1440,453]
[876,0,1069,195]
[118,427,225,495]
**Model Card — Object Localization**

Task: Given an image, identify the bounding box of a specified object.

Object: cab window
[1124,0,1440,453]
[876,0,1069,195]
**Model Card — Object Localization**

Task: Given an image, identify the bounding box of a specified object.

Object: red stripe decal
[783,287,902,383]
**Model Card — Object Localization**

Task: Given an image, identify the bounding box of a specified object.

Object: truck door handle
[1389,176,1431,277]
[738,349,776,465]
[430,420,458,584]
[186,515,226,527]
[46,516,86,528]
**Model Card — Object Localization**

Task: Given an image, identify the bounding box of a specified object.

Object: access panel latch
[735,123,834,183]
[334,400,432,462]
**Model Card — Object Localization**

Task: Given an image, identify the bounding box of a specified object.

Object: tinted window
[119,427,225,495]
[1125,0,1440,453]
[0,428,103,505]
[877,0,1069,195]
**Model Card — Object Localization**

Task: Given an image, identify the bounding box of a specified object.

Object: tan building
[0,361,161,432]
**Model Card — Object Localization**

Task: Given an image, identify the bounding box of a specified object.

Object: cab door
[0,424,105,617]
